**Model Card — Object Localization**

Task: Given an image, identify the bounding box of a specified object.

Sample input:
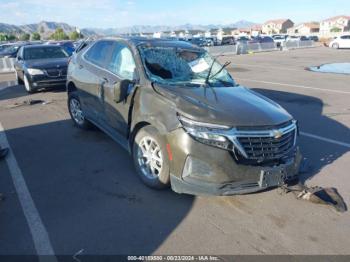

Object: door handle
[78,64,84,69]
[98,78,108,99]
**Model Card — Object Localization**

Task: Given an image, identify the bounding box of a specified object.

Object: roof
[295,22,320,29]
[323,15,350,22]
[107,37,204,51]
[264,19,291,25]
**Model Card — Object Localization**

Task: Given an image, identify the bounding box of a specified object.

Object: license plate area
[258,168,286,188]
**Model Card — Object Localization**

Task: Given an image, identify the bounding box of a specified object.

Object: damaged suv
[67,37,301,195]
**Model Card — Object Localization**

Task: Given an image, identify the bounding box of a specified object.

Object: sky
[0,0,350,28]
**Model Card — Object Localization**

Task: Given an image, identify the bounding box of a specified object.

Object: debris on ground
[7,99,52,109]
[279,183,347,213]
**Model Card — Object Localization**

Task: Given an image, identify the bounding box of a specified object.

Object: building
[320,15,350,35]
[250,24,262,36]
[262,19,294,34]
[287,22,320,35]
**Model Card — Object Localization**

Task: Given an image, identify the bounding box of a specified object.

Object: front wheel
[24,74,34,93]
[332,43,339,49]
[68,93,92,129]
[133,126,170,189]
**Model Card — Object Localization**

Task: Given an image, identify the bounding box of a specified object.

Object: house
[287,22,320,35]
[262,19,294,34]
[320,15,350,35]
[250,24,262,36]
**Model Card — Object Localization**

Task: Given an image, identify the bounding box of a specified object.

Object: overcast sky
[1,0,350,28]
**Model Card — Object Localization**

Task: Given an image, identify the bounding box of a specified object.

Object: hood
[24,58,69,69]
[154,84,293,127]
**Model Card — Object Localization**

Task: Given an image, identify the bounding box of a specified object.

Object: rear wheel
[133,126,170,189]
[68,93,92,129]
[332,43,339,49]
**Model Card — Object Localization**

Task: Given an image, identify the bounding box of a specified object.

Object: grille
[45,68,67,77]
[237,129,296,160]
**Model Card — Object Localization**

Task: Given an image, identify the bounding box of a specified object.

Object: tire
[332,43,339,49]
[133,126,170,189]
[16,71,24,85]
[68,93,92,130]
[24,74,34,93]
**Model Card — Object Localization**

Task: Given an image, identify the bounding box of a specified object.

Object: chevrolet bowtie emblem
[273,130,283,139]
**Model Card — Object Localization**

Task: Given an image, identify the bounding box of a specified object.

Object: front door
[102,41,137,137]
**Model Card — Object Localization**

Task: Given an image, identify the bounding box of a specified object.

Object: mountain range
[0,20,257,37]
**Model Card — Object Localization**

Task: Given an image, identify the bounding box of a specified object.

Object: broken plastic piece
[280,183,347,213]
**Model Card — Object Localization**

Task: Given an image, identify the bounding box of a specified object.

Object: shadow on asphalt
[3,117,194,255]
[0,84,66,101]
[253,88,350,184]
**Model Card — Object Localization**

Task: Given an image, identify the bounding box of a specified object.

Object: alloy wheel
[137,136,163,179]
[70,98,85,125]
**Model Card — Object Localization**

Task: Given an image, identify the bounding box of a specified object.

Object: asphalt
[0,46,349,256]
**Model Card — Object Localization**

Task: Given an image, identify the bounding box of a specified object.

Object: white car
[329,35,350,49]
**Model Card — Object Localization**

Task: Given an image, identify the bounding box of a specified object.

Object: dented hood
[154,84,293,127]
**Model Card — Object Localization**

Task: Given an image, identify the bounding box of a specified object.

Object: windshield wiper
[209,61,231,80]
[205,58,216,85]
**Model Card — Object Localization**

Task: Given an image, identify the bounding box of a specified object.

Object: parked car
[0,43,25,58]
[66,37,301,195]
[14,44,70,93]
[190,38,213,47]
[329,35,350,49]
[221,36,236,45]
[45,41,75,55]
[308,36,319,42]
[272,35,287,47]
[286,35,300,42]
[249,36,275,45]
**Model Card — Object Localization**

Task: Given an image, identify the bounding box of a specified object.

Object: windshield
[23,46,69,60]
[0,45,20,54]
[138,45,235,87]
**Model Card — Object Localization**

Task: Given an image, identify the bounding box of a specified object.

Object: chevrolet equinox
[66,37,302,195]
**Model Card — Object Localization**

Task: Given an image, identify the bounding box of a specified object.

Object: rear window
[23,46,68,60]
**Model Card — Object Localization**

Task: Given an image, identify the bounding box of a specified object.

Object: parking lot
[0,46,349,257]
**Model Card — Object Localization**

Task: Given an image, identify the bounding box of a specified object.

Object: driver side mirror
[113,79,133,103]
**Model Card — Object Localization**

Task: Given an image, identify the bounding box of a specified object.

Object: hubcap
[137,136,163,179]
[70,98,85,125]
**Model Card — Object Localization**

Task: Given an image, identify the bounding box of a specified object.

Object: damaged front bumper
[168,128,302,196]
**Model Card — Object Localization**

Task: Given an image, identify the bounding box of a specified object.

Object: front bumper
[29,75,67,89]
[168,129,302,196]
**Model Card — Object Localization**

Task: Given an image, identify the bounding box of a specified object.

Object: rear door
[340,35,350,48]
[77,40,115,124]
[101,41,137,137]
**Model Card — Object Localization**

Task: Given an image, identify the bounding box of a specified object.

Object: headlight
[178,114,233,150]
[27,68,45,75]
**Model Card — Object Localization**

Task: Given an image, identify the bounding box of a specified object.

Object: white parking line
[233,63,300,71]
[0,122,57,260]
[301,131,350,148]
[236,78,350,94]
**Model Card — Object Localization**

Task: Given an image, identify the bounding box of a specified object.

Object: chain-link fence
[284,40,314,50]
[0,58,15,73]
[205,40,315,56]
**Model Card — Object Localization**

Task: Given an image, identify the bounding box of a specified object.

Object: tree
[32,32,41,41]
[330,27,342,33]
[7,34,17,41]
[19,33,30,41]
[50,28,69,41]
[69,31,83,41]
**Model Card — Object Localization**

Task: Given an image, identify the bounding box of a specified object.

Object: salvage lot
[0,47,349,256]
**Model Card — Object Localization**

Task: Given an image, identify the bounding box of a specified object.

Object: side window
[107,43,136,80]
[84,40,114,68]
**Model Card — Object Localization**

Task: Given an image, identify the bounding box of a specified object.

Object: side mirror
[113,79,132,103]
[17,56,22,61]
